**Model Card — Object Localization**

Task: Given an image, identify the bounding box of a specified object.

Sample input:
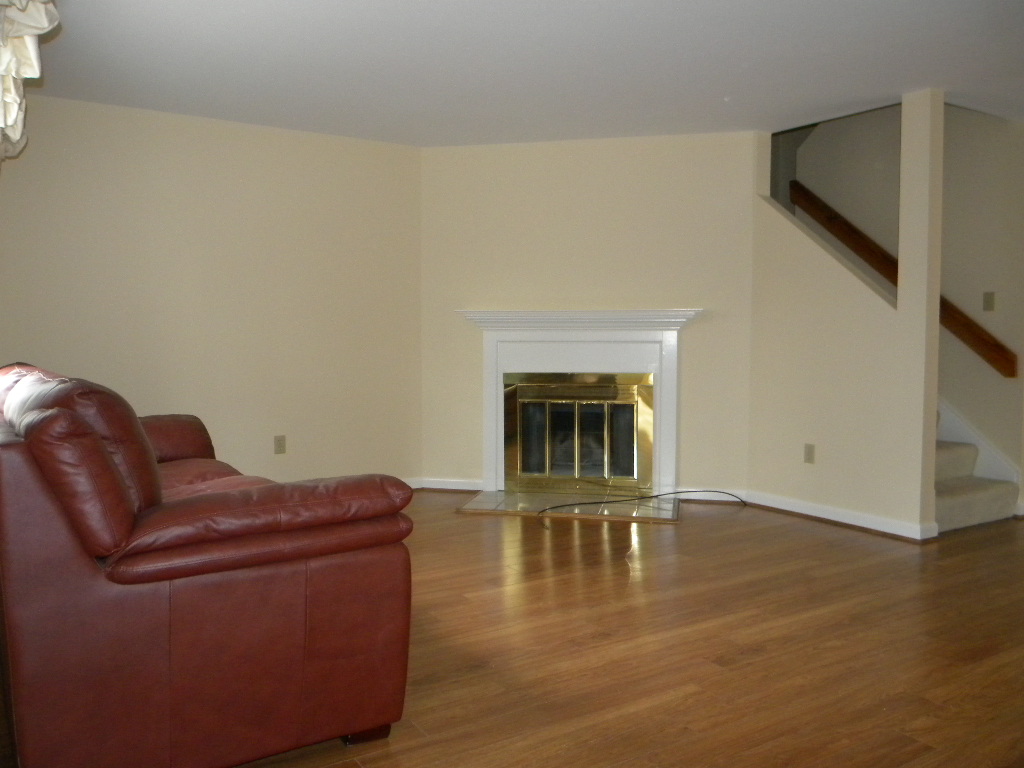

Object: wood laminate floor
[239,490,1024,768]
[4,490,1013,768]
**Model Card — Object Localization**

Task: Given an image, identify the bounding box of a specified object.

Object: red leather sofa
[0,364,414,768]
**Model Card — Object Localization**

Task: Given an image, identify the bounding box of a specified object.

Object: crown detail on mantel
[457,309,703,331]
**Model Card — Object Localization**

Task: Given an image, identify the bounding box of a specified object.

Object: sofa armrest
[140,414,216,462]
[118,473,413,557]
[105,514,412,583]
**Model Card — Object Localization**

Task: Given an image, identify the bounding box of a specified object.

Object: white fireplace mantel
[459,309,703,331]
[459,309,703,494]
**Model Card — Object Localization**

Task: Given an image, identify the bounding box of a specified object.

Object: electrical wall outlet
[273,435,286,454]
[804,443,815,464]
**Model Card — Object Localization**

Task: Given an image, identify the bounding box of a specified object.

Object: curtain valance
[1,0,59,161]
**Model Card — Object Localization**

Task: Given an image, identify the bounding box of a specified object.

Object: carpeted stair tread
[935,475,1019,533]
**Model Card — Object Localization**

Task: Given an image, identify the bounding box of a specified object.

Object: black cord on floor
[537,489,747,516]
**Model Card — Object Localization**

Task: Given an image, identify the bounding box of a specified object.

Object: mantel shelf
[457,309,703,332]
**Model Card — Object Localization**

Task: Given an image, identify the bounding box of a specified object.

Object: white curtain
[0,0,59,162]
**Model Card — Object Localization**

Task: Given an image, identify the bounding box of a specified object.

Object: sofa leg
[343,724,391,745]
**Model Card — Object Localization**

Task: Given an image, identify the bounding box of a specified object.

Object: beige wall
[940,107,1024,466]
[749,92,945,536]
[419,134,759,489]
[0,96,423,481]
[3,101,761,496]
[797,105,902,254]
[750,193,923,524]
[795,105,902,301]
[2,93,975,536]
[796,102,1024,468]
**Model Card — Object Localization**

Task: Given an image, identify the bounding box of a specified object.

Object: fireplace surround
[459,309,702,495]
[504,372,654,494]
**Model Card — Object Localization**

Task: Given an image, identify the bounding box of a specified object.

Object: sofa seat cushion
[162,473,275,502]
[157,458,248,493]
[119,473,413,558]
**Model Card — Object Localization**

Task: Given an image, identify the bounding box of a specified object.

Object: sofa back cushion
[19,408,136,557]
[4,372,161,514]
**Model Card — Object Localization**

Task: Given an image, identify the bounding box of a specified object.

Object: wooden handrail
[790,180,1017,378]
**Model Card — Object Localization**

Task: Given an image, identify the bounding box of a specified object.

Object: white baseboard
[668,489,747,504]
[405,477,481,491]
[677,487,938,540]
[742,490,938,541]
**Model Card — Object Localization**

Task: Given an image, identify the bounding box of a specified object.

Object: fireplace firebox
[504,373,653,494]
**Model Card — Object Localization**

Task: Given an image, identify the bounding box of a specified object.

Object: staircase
[785,180,1022,534]
[935,440,1019,533]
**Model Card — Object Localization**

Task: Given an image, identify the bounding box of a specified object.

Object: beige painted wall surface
[0,96,423,481]
[798,103,1024,467]
[751,93,945,532]
[797,105,902,255]
[940,107,1024,467]
[419,134,758,490]
[750,195,925,523]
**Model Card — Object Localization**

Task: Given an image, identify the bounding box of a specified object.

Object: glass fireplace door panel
[519,402,547,475]
[608,403,636,479]
[548,403,576,476]
[578,403,606,477]
[504,373,653,494]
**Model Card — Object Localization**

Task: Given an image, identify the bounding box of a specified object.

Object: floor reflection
[459,490,678,523]
[494,513,639,615]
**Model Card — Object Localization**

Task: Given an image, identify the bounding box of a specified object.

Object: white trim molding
[458,309,703,495]
[745,490,939,541]
[459,309,703,331]
[405,477,481,491]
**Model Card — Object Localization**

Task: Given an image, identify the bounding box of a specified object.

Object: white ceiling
[31,0,1024,147]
